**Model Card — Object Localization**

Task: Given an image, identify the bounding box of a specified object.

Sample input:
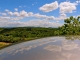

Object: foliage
[0,27,57,43]
[55,16,80,35]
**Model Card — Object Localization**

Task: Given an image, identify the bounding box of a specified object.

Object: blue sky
[0,0,80,27]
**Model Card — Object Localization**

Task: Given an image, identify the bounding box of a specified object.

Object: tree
[57,16,80,35]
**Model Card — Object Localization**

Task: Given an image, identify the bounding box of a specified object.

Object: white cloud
[8,11,13,15]
[0,16,11,23]
[5,9,9,12]
[32,4,34,6]
[39,1,58,12]
[55,13,67,20]
[0,7,68,27]
[11,17,23,20]
[28,12,33,16]
[19,10,28,17]
[60,13,66,17]
[19,6,22,8]
[13,12,20,16]
[34,13,47,18]
[56,21,59,23]
[59,2,77,13]
[13,11,33,17]
[0,12,1,15]
[0,19,62,27]
[2,8,68,21]
[0,16,10,20]
[25,20,62,27]
[19,6,28,8]
[14,8,18,11]
[7,10,29,17]
[34,13,55,20]
[46,16,55,20]
[76,0,80,4]
[2,13,7,16]
[0,21,23,27]
[23,5,27,7]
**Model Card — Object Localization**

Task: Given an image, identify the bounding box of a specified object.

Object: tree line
[0,27,57,43]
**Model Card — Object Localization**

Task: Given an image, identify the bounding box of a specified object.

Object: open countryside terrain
[0,16,80,49]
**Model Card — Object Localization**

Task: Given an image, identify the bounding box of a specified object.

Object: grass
[0,37,41,49]
[0,36,52,49]
[0,42,11,49]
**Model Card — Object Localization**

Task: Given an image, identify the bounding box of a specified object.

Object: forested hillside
[0,27,58,43]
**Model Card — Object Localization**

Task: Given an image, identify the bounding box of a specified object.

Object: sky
[0,0,80,27]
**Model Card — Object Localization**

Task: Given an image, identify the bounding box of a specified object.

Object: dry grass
[0,42,11,49]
